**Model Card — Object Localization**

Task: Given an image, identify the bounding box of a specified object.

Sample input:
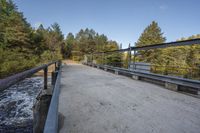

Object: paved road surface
[59,63,200,133]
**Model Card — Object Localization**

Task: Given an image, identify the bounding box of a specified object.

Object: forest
[0,0,200,79]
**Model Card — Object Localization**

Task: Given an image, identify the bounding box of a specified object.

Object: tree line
[0,0,199,79]
[135,21,200,79]
[0,0,121,78]
[63,28,122,65]
[0,0,64,78]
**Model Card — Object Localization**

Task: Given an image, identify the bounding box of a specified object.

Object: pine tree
[0,0,31,49]
[105,41,122,67]
[136,21,166,47]
[0,0,37,78]
[135,21,166,63]
[63,33,75,58]
[30,24,48,56]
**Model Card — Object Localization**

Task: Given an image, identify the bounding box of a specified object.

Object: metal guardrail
[92,38,200,54]
[86,39,200,91]
[44,61,62,133]
[0,61,59,91]
[132,38,200,51]
[84,63,200,92]
[0,60,62,132]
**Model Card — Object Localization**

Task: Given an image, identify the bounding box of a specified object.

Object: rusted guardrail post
[44,67,48,89]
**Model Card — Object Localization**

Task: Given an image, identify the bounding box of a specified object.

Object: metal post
[128,43,131,69]
[103,44,105,66]
[44,67,48,89]
[58,60,61,69]
[101,53,103,65]
[133,50,136,70]
[91,54,93,63]
[51,71,58,87]
[54,62,57,71]
[91,54,93,66]
[105,53,107,65]
[55,62,57,71]
[103,53,104,65]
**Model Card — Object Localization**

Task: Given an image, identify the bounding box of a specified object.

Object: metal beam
[0,61,58,91]
[132,38,200,51]
[92,39,200,54]
[44,64,61,133]
[84,63,200,90]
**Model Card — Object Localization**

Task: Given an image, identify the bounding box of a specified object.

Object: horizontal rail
[84,63,200,90]
[44,62,61,133]
[0,61,58,91]
[106,65,200,89]
[132,38,200,51]
[91,39,200,54]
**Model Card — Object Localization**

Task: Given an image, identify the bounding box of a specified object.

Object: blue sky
[14,0,200,48]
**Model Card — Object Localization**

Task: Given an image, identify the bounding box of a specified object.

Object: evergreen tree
[136,21,166,47]
[135,21,166,63]
[0,0,31,49]
[105,41,122,67]
[63,33,75,58]
[0,0,37,78]
[0,0,64,78]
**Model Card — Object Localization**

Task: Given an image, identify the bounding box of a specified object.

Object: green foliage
[63,28,122,66]
[0,48,38,77]
[136,21,166,47]
[0,0,31,49]
[135,21,200,79]
[75,28,97,54]
[136,21,166,63]
[0,0,64,78]
[62,33,74,58]
[156,36,200,79]
[104,41,122,66]
[1,1,199,80]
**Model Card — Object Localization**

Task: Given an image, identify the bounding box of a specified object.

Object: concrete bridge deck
[59,63,200,133]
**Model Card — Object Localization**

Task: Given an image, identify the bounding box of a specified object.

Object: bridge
[0,39,200,133]
[59,62,200,133]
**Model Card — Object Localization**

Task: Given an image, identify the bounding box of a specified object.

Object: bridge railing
[0,60,62,132]
[44,61,62,133]
[0,61,60,91]
[84,39,200,95]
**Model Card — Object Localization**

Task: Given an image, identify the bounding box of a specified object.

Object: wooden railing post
[44,67,48,89]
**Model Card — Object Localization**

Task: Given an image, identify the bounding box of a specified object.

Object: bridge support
[104,67,107,71]
[165,82,178,91]
[97,66,100,69]
[33,92,52,133]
